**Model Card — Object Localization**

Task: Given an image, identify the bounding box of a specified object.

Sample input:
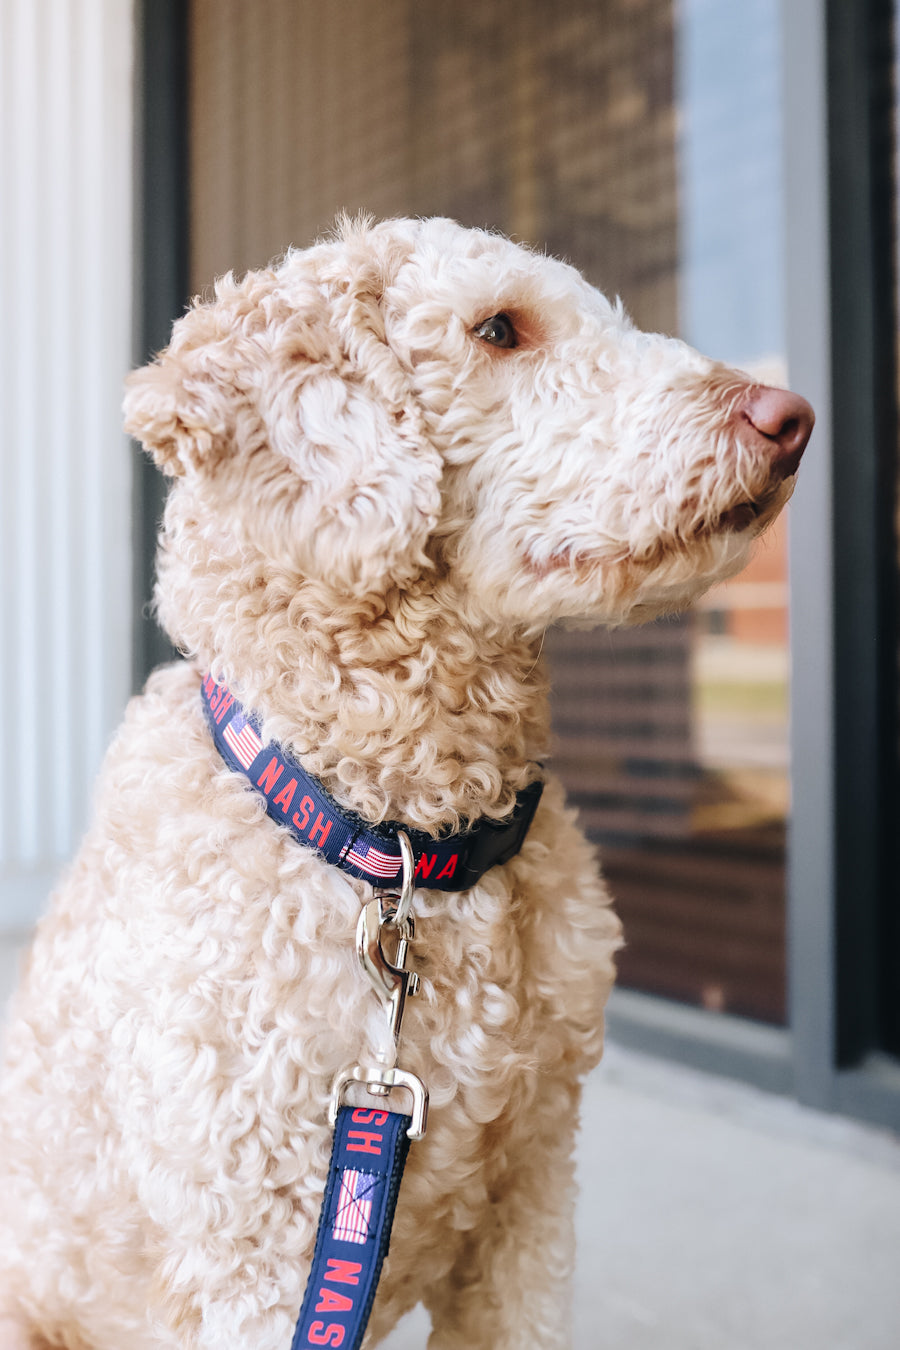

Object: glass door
[189,0,793,1024]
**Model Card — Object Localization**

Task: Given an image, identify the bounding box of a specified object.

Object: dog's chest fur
[0,660,618,1345]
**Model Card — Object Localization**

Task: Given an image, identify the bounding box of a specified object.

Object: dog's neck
[261,588,549,834]
[255,597,545,833]
[157,517,548,833]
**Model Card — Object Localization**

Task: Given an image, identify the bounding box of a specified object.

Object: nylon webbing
[291,1107,412,1350]
[201,672,543,892]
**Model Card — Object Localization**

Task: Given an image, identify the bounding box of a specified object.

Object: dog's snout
[739,385,815,479]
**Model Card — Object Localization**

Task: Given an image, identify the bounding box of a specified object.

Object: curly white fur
[0,217,805,1350]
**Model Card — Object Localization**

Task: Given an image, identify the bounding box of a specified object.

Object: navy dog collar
[201,673,542,891]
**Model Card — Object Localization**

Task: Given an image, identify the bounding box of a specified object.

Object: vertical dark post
[867,1,900,1060]
[826,0,898,1066]
[787,0,900,1119]
[131,0,190,687]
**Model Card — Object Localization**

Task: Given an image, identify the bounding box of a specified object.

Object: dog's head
[125,216,812,640]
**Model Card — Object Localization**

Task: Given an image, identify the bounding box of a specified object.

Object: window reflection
[548,0,789,1023]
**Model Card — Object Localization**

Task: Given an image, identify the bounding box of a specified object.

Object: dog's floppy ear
[125,228,442,594]
[123,270,278,477]
[255,228,443,593]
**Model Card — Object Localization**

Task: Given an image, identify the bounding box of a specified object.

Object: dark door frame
[131,0,189,684]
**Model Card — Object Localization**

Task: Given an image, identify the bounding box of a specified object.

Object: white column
[0,0,134,930]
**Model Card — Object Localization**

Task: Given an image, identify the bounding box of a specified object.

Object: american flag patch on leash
[332,1169,376,1244]
[291,1107,412,1350]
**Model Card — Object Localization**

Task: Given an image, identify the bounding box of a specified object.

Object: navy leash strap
[201,673,459,1346]
[293,846,427,1350]
[291,1107,412,1350]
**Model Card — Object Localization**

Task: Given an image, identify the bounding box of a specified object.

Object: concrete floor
[2,938,899,1348]
[381,1043,900,1350]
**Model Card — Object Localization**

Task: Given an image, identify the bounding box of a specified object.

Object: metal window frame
[135,0,900,1132]
[612,0,900,1134]
[131,0,187,688]
[787,0,900,1127]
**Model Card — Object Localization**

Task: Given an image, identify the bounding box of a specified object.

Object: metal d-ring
[378,829,415,928]
[329,1063,429,1142]
[356,835,420,1049]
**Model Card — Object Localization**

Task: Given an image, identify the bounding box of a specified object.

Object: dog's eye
[473,313,518,349]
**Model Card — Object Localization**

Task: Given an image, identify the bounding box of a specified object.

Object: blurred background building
[0,0,898,1132]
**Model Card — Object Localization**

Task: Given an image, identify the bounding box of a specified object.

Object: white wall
[0,0,134,930]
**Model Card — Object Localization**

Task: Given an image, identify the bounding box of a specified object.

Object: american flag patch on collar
[222,710,263,771]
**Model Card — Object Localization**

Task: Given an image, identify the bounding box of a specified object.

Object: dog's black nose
[740,386,815,479]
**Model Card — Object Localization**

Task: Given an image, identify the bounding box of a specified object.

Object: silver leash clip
[330,831,429,1140]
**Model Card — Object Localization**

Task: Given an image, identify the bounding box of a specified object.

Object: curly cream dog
[0,217,811,1350]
